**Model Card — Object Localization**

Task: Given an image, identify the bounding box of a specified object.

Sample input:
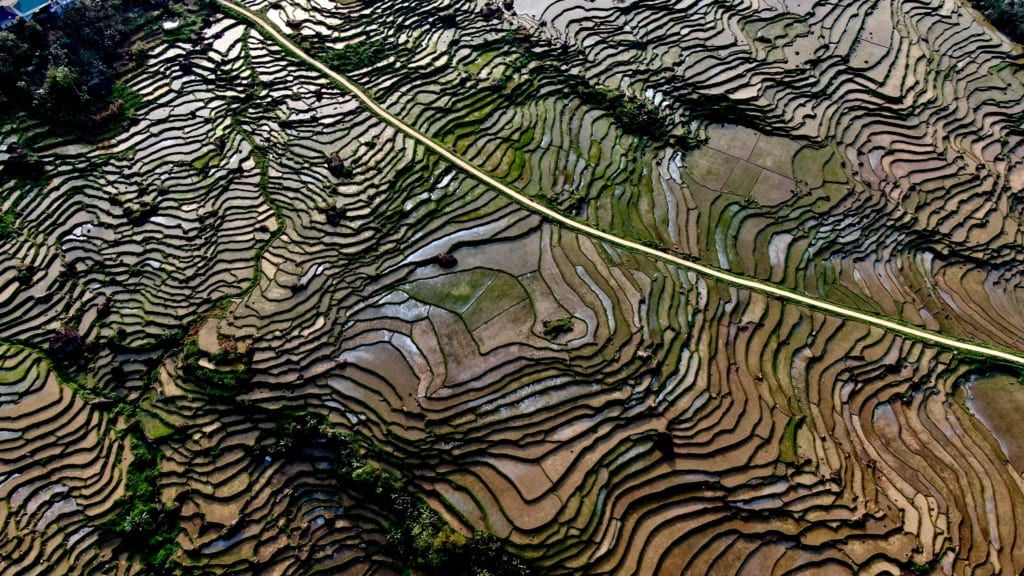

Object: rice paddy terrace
[1,0,1024,575]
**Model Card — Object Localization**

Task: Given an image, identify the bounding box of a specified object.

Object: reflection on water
[963,370,1024,473]
[513,0,634,22]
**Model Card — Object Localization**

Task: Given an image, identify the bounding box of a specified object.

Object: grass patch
[778,415,803,464]
[905,559,939,575]
[113,82,143,114]
[403,269,496,313]
[191,150,221,171]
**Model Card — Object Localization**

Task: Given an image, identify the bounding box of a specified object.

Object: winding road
[218,0,1024,368]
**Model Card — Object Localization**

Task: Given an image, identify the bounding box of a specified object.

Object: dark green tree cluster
[568,77,663,135]
[971,0,1024,43]
[566,75,704,149]
[320,39,392,74]
[572,81,667,139]
[104,433,180,575]
[263,410,541,576]
[0,211,17,240]
[0,0,211,133]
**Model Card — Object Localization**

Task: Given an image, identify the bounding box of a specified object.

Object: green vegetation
[489,29,548,92]
[262,411,540,576]
[180,338,252,397]
[327,152,353,179]
[542,316,574,339]
[110,81,144,124]
[0,211,17,241]
[89,79,148,137]
[491,28,541,57]
[105,434,179,574]
[190,150,221,171]
[0,0,212,134]
[321,39,392,74]
[403,270,496,312]
[162,1,207,42]
[565,76,704,149]
[906,559,939,575]
[970,0,1024,43]
[571,81,666,139]
[778,415,803,464]
[262,409,333,458]
[388,501,537,576]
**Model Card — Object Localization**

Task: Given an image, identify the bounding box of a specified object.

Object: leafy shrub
[1,145,45,180]
[180,338,252,397]
[49,327,85,370]
[105,435,179,574]
[327,151,353,179]
[322,40,391,74]
[542,316,573,338]
[263,410,334,457]
[386,499,536,576]
[0,211,16,240]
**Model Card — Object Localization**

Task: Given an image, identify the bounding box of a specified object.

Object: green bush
[180,338,252,397]
[542,316,573,339]
[380,492,536,576]
[262,410,336,458]
[569,80,665,137]
[566,76,704,148]
[0,212,16,240]
[105,435,179,574]
[322,40,391,74]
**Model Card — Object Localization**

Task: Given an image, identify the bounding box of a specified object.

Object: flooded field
[2,0,1024,574]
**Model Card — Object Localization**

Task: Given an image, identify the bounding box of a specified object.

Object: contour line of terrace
[217,0,1024,368]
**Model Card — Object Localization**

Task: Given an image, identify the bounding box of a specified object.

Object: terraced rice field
[2,0,1024,574]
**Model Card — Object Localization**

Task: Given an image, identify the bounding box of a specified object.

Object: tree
[38,64,91,125]
[49,327,85,369]
[0,0,213,132]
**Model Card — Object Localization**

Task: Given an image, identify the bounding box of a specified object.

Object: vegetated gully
[218,0,1024,369]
